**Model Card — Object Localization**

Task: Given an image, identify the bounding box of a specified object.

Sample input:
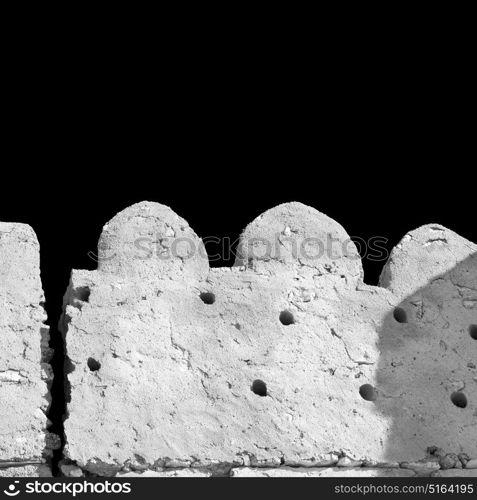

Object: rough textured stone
[337,457,363,467]
[0,223,53,473]
[230,467,416,477]
[432,469,477,477]
[458,453,470,467]
[284,453,339,467]
[0,464,51,477]
[439,453,459,470]
[59,463,84,477]
[400,459,440,476]
[62,202,477,475]
[118,469,212,477]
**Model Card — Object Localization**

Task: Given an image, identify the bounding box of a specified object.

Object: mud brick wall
[58,202,477,478]
[1,203,476,477]
[0,223,55,477]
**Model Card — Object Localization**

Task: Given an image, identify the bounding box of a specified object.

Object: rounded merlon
[97,201,209,281]
[234,202,363,284]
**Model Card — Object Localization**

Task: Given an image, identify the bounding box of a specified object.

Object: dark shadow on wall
[375,252,477,464]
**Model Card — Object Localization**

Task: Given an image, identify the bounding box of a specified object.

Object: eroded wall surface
[0,223,54,477]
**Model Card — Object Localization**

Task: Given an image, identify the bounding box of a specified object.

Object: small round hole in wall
[450,391,467,408]
[359,384,377,401]
[469,325,477,340]
[87,358,101,372]
[279,310,295,325]
[200,292,215,305]
[251,379,267,397]
[76,286,91,302]
[393,307,407,324]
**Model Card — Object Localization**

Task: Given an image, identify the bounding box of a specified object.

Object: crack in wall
[330,328,375,366]
[43,277,70,476]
